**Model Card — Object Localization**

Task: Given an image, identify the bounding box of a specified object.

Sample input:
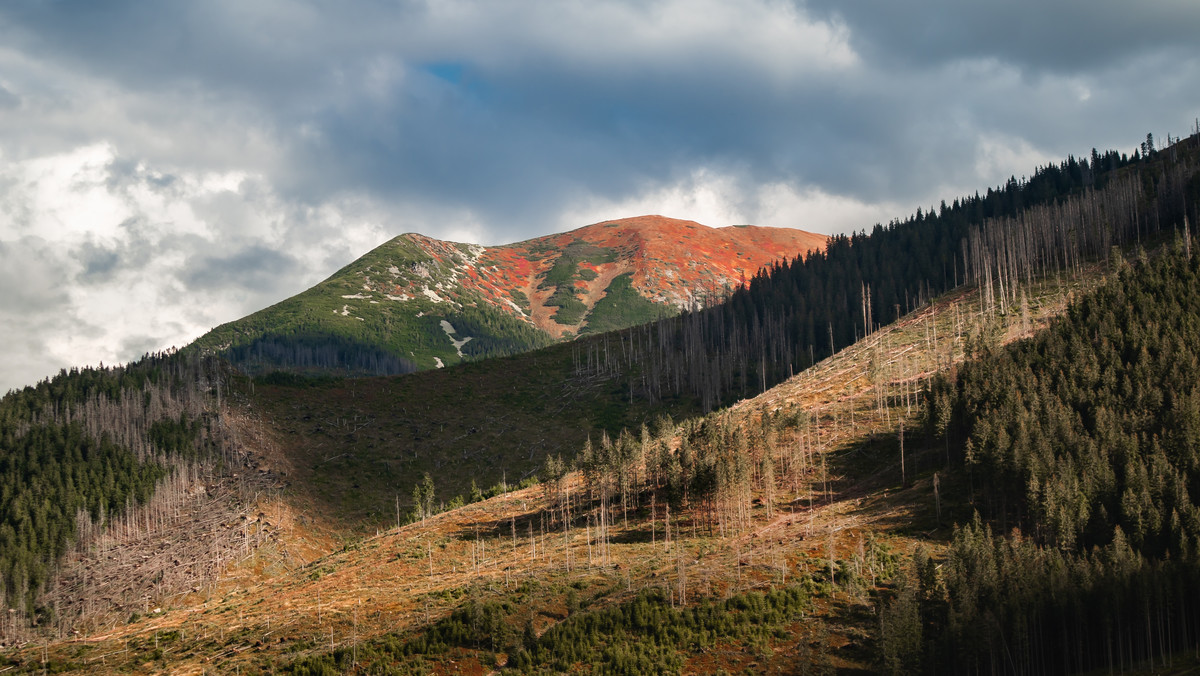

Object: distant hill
[191,216,826,375]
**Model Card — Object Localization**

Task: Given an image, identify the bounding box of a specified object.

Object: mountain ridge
[193,215,827,372]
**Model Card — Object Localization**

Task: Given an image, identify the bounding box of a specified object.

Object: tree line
[225,330,417,377]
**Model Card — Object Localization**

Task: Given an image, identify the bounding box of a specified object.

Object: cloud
[804,0,1200,74]
[0,0,861,220]
[558,168,907,236]
[0,142,393,391]
[0,236,71,314]
[3,0,1195,223]
[181,244,300,292]
[0,235,82,391]
[0,0,1199,390]
[73,238,123,283]
[0,83,18,109]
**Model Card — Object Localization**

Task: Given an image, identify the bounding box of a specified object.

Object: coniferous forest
[910,237,1200,674]
[224,331,418,378]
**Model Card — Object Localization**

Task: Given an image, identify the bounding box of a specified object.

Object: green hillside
[192,236,552,374]
[248,330,700,528]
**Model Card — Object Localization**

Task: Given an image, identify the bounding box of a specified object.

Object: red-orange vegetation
[412,215,826,335]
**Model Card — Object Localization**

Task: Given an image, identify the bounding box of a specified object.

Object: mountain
[191,215,826,374]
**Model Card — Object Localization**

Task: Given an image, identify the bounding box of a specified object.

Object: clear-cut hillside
[192,216,827,373]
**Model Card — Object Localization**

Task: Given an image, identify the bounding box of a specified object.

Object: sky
[1,0,1199,392]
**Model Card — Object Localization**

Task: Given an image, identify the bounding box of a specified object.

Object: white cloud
[558,170,749,232]
[754,183,905,234]
[0,143,394,391]
[11,144,129,241]
[557,168,906,235]
[973,133,1058,184]
[431,0,859,78]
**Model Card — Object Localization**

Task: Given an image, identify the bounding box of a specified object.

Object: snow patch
[433,357,444,368]
[369,300,379,304]
[341,293,371,299]
[440,319,473,357]
[422,287,444,303]
[456,243,486,268]
[502,297,527,316]
[340,305,351,316]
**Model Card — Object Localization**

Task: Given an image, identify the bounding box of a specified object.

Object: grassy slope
[250,338,702,529]
[537,239,620,326]
[579,273,666,335]
[192,236,552,371]
[10,265,1111,674]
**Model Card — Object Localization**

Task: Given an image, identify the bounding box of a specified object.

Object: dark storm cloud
[0,0,868,237]
[283,47,877,243]
[5,0,1197,244]
[180,244,300,293]
[792,0,1200,195]
[0,84,19,109]
[0,1,361,98]
[802,0,1200,74]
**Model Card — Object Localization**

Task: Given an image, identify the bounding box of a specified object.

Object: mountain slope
[193,137,1200,528]
[191,216,826,373]
[6,133,1200,672]
[8,244,1109,675]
